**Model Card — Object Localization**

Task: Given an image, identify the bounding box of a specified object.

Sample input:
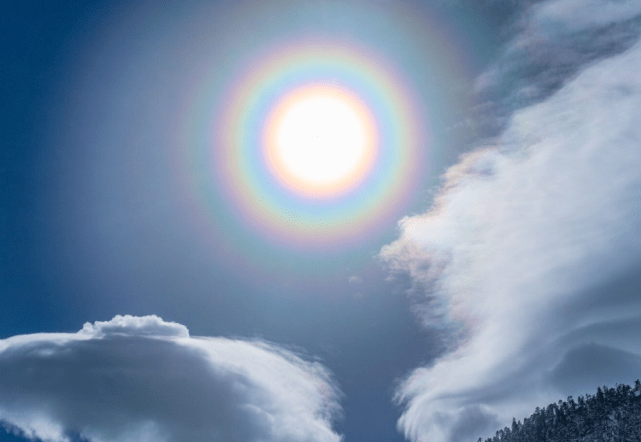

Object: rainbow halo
[187,40,428,251]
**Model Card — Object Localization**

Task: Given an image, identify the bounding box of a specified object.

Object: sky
[1,1,640,442]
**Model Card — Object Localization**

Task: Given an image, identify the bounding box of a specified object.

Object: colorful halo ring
[199,40,428,250]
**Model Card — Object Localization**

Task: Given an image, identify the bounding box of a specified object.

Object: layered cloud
[531,0,641,32]
[0,315,342,442]
[382,8,641,442]
[474,0,641,136]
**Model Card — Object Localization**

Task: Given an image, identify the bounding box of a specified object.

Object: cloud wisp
[474,0,641,137]
[382,17,641,442]
[0,315,342,442]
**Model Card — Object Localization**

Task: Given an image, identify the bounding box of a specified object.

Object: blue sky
[1,1,641,442]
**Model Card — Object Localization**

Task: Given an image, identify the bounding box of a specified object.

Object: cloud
[0,315,342,442]
[474,0,641,136]
[381,31,641,442]
[532,0,641,32]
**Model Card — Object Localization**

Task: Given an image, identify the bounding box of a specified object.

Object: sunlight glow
[264,85,378,197]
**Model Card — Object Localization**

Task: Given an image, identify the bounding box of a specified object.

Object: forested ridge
[478,381,641,442]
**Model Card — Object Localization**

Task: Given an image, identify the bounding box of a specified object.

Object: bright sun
[264,85,377,197]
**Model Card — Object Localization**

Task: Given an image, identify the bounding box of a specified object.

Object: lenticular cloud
[0,315,342,442]
[381,39,641,442]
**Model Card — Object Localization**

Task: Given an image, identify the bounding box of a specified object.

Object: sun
[263,85,378,197]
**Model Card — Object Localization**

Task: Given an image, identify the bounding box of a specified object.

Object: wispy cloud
[0,315,342,442]
[532,0,641,32]
[474,0,641,137]
[381,6,641,439]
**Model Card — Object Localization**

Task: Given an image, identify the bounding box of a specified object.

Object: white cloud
[474,0,641,127]
[532,0,641,33]
[382,38,641,442]
[0,315,342,442]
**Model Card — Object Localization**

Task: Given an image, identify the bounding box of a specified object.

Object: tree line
[478,380,641,442]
